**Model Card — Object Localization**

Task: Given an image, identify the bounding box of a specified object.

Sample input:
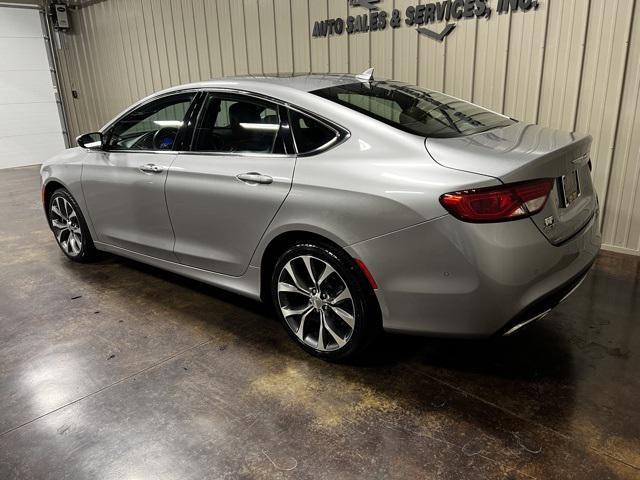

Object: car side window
[106,93,196,151]
[192,94,283,154]
[288,109,338,154]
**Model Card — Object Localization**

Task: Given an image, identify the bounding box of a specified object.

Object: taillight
[439,179,554,223]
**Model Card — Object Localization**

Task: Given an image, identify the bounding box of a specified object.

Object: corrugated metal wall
[55,0,640,255]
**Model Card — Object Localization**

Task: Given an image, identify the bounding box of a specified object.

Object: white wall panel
[0,37,50,70]
[309,0,329,73]
[601,3,640,254]
[472,11,509,113]
[0,71,57,104]
[538,0,589,131]
[244,0,265,74]
[576,0,634,222]
[0,134,65,169]
[417,3,446,92]
[347,1,370,74]
[258,0,279,74]
[0,102,62,137]
[0,5,65,168]
[0,6,42,36]
[328,0,349,73]
[443,17,477,100]
[393,0,418,84]
[290,0,311,73]
[274,0,294,73]
[503,5,548,123]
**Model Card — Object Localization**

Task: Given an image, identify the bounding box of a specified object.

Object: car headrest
[229,102,262,128]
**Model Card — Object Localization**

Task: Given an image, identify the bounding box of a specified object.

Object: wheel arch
[42,176,98,243]
[258,230,350,304]
[42,179,69,217]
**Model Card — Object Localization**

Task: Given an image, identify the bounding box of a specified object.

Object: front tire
[271,241,381,361]
[47,188,97,263]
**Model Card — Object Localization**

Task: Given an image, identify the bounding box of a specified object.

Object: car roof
[174,74,364,93]
[101,74,368,133]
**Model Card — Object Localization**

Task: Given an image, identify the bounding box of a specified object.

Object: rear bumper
[497,258,593,336]
[346,209,601,337]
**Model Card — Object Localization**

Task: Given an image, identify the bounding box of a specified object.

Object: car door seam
[164,154,181,259]
[244,155,299,274]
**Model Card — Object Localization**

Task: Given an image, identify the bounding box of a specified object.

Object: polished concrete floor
[0,165,639,480]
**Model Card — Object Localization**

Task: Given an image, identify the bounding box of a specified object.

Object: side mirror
[76,132,104,150]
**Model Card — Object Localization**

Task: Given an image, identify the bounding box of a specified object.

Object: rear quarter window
[288,109,338,154]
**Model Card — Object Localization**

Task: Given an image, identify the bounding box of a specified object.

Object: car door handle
[139,163,165,173]
[236,172,273,185]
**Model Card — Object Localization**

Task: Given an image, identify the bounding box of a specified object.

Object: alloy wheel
[277,255,356,352]
[50,196,83,257]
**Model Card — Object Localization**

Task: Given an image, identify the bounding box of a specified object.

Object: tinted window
[192,94,282,154]
[289,110,337,154]
[106,93,195,150]
[312,81,513,138]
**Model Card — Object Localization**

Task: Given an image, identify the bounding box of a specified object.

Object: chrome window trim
[176,151,295,159]
[285,108,344,157]
[97,89,201,154]
[99,88,202,134]
[186,90,291,158]
[97,86,350,158]
[195,87,349,157]
[88,149,179,155]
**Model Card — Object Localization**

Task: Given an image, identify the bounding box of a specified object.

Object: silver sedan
[41,72,601,360]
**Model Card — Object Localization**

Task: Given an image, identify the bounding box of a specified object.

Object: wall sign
[312,0,540,42]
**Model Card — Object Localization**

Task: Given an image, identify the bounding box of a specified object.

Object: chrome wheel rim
[50,196,82,257]
[277,255,355,352]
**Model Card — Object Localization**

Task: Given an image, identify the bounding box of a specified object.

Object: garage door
[0,5,66,169]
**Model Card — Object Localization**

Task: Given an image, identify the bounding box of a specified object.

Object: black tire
[271,241,381,361]
[47,188,98,263]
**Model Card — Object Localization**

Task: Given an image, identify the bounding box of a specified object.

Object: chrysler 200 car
[40,72,601,360]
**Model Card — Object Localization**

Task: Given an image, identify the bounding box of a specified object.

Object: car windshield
[312,80,514,138]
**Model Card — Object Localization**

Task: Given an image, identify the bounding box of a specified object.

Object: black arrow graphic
[416,24,456,42]
[350,0,381,10]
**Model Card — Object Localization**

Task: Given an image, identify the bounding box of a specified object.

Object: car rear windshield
[312,81,514,138]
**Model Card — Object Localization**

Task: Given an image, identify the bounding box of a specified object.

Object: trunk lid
[426,122,598,245]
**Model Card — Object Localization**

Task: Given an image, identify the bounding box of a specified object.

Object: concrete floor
[0,165,639,480]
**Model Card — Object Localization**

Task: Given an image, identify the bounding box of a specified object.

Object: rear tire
[47,188,98,263]
[271,241,381,362]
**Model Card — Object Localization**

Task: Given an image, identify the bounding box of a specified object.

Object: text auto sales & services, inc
[312,0,540,42]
